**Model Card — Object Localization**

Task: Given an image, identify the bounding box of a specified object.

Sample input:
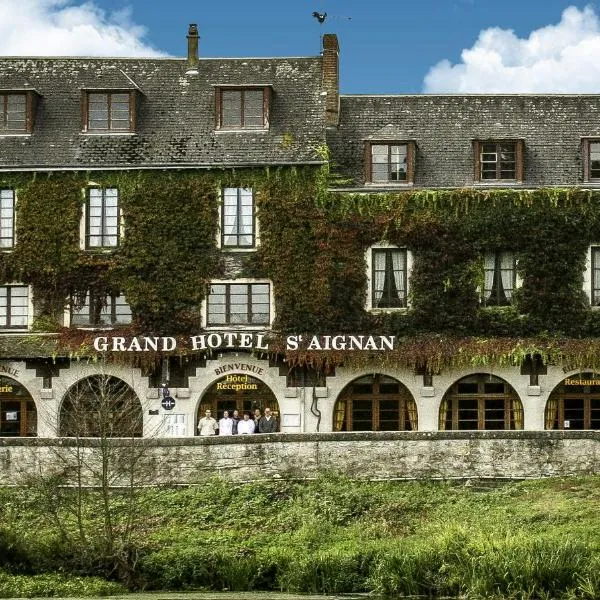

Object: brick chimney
[186,24,199,73]
[322,33,340,127]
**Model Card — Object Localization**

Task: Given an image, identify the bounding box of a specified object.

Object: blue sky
[1,0,600,93]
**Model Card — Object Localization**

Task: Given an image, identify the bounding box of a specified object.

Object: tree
[21,359,162,587]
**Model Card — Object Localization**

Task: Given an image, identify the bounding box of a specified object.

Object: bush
[0,571,125,598]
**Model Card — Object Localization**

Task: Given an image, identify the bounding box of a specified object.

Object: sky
[1,0,600,93]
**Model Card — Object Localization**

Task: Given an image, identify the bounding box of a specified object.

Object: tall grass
[1,475,600,597]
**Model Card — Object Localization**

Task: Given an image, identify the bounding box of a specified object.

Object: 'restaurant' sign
[93,333,396,352]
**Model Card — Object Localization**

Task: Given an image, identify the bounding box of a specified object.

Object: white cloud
[424,5,600,93]
[0,0,165,56]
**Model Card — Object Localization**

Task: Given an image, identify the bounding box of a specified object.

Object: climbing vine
[2,167,600,371]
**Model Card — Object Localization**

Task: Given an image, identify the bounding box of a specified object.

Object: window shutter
[582,139,590,183]
[214,88,221,129]
[129,90,136,132]
[364,142,372,182]
[473,140,481,182]
[81,92,88,132]
[263,87,270,128]
[407,141,415,184]
[25,92,33,133]
[515,139,524,182]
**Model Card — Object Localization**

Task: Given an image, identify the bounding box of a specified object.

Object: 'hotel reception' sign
[93,333,397,352]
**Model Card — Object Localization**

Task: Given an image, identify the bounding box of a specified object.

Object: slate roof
[327,94,600,189]
[0,57,327,169]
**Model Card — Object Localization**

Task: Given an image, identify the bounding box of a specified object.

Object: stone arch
[333,373,418,431]
[59,375,143,437]
[439,373,523,430]
[0,375,37,437]
[545,372,600,430]
[196,373,280,434]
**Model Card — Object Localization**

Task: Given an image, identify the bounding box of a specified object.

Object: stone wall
[1,431,599,485]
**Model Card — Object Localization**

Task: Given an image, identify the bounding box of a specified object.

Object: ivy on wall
[2,167,600,371]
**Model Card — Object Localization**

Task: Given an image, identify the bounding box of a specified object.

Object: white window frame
[365,244,412,312]
[0,189,16,250]
[0,284,32,331]
[202,278,274,329]
[216,188,259,251]
[80,186,124,250]
[479,251,522,307]
[585,245,600,308]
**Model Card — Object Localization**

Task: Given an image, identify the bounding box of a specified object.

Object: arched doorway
[439,374,523,430]
[198,374,279,425]
[546,372,600,430]
[0,376,36,437]
[333,374,417,431]
[59,376,143,437]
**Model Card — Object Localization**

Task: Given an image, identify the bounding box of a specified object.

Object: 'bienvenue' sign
[93,333,396,352]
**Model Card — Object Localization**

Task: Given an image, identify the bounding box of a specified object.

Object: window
[0,190,15,249]
[0,285,29,329]
[59,376,143,437]
[216,88,269,129]
[0,376,36,437]
[583,139,600,182]
[207,282,270,326]
[371,248,407,309]
[83,91,134,132]
[440,374,523,430]
[85,188,119,248]
[221,188,255,248]
[592,247,600,306]
[366,142,414,183]
[482,251,516,306]
[0,93,26,132]
[333,374,418,432]
[474,140,523,182]
[71,292,132,326]
[545,373,600,430]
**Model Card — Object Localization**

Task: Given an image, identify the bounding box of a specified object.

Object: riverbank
[1,475,600,598]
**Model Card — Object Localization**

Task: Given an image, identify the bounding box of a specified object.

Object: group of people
[197,407,278,436]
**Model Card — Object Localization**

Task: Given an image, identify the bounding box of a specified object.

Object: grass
[1,475,600,597]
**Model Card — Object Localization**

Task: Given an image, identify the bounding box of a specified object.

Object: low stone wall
[1,431,599,485]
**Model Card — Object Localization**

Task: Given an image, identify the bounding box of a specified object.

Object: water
[21,594,371,600]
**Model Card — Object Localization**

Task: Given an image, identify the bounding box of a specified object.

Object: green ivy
[3,169,600,370]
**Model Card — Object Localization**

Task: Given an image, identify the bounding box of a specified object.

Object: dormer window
[215,87,270,130]
[473,140,524,183]
[365,141,415,184]
[83,91,135,133]
[0,92,37,134]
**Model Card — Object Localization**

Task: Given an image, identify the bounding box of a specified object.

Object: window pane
[243,90,264,127]
[221,91,242,127]
[0,190,14,248]
[221,188,254,247]
[591,143,600,179]
[86,188,119,248]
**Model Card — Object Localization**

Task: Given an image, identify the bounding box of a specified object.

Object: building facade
[1,27,600,440]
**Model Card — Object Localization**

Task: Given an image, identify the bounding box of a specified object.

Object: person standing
[231,409,241,435]
[258,407,278,433]
[253,408,262,434]
[237,412,256,435]
[218,410,234,436]
[197,409,218,436]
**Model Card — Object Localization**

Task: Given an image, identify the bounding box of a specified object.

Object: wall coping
[1,430,599,447]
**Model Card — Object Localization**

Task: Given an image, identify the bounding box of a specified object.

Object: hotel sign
[93,333,397,352]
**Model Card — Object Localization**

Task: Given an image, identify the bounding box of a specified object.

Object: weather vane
[312,11,351,24]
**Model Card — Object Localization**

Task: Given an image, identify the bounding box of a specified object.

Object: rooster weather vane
[312,11,351,24]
